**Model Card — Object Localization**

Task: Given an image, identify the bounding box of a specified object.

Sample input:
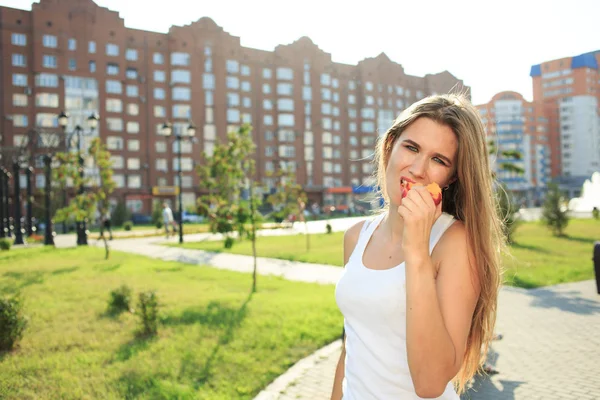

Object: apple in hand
[400,179,442,206]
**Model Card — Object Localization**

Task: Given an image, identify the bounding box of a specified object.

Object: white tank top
[335,212,460,400]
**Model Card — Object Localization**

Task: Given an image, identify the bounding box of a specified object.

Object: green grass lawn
[0,248,342,399]
[172,219,600,289]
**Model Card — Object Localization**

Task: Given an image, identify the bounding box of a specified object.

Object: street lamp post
[12,161,24,245]
[159,120,196,244]
[58,111,99,246]
[2,169,11,238]
[43,154,54,246]
[0,169,4,239]
[26,166,34,236]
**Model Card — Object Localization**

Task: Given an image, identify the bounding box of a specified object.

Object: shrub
[542,182,569,236]
[0,296,28,352]
[155,220,163,229]
[138,291,159,337]
[224,236,235,249]
[123,221,133,231]
[326,223,333,234]
[108,284,133,314]
[593,207,599,220]
[0,238,11,251]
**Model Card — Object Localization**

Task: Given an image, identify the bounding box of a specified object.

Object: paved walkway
[54,218,600,399]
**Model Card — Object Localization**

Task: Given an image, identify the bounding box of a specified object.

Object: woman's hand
[397,185,442,264]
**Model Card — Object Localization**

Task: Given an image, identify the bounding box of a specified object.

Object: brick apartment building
[0,0,468,215]
[477,50,600,204]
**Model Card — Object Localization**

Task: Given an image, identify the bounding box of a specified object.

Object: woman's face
[385,117,458,207]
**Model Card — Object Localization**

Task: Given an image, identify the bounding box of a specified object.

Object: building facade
[530,50,600,197]
[477,91,551,205]
[0,0,468,214]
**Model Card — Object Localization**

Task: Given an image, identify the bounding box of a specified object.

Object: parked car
[131,214,152,225]
[181,211,204,223]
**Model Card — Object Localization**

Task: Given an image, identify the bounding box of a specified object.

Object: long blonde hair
[373,93,505,394]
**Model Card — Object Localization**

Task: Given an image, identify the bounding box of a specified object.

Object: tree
[197,124,264,291]
[53,138,115,256]
[542,182,569,236]
[488,139,524,242]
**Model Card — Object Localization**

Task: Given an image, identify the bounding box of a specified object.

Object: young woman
[332,94,504,399]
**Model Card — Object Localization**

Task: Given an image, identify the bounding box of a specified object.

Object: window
[127,121,140,133]
[106,118,123,131]
[241,65,250,76]
[263,99,273,110]
[13,115,28,127]
[68,58,76,71]
[241,81,251,92]
[12,54,26,67]
[35,113,57,127]
[321,73,331,86]
[126,68,137,80]
[13,94,27,107]
[205,58,212,72]
[88,41,96,53]
[42,55,57,68]
[155,159,168,172]
[107,63,119,75]
[154,106,166,117]
[226,77,239,89]
[365,81,373,91]
[171,70,191,84]
[205,91,214,106]
[171,52,190,66]
[107,136,123,150]
[227,109,240,123]
[226,60,239,74]
[11,33,26,46]
[89,61,96,73]
[155,141,167,152]
[127,158,140,170]
[36,93,59,108]
[277,83,293,96]
[106,80,122,94]
[172,87,191,100]
[153,53,164,64]
[173,104,191,118]
[303,87,312,101]
[321,88,331,100]
[154,70,165,82]
[227,93,240,107]
[126,85,139,97]
[13,73,27,86]
[106,98,123,113]
[106,43,119,56]
[110,156,124,169]
[278,114,294,127]
[264,115,273,125]
[203,74,215,89]
[43,35,57,48]
[277,67,293,80]
[263,83,271,94]
[242,97,251,108]
[154,88,165,100]
[126,48,138,61]
[127,140,140,151]
[127,103,139,116]
[361,121,375,132]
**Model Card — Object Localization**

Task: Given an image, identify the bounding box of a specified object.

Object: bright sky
[3,0,598,105]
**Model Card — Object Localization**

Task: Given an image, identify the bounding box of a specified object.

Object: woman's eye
[406,145,418,152]
[433,157,446,166]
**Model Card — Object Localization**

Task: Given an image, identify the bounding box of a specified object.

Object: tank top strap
[351,213,385,262]
[428,212,456,255]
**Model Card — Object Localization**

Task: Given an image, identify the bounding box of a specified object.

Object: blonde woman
[332,94,504,399]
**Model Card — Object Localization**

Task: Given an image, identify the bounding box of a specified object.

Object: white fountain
[568,171,600,212]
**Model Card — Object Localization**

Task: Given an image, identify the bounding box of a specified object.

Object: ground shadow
[94,263,121,272]
[527,287,600,315]
[462,377,525,400]
[192,292,254,387]
[51,266,79,275]
[510,242,551,254]
[563,235,597,245]
[114,334,157,362]
[0,270,46,295]
[162,299,248,329]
